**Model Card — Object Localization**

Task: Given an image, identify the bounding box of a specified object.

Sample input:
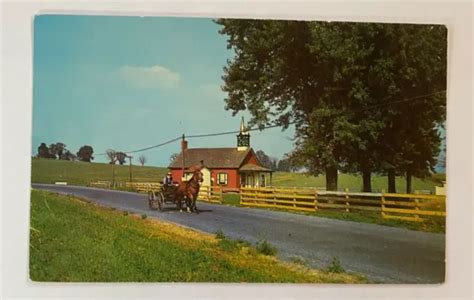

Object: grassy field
[29,190,365,283]
[31,159,167,186]
[31,159,444,193]
[271,172,445,193]
[222,194,445,233]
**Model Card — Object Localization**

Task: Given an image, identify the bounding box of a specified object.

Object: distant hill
[31,159,167,186]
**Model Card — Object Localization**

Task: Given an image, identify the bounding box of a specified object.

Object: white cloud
[117,65,180,89]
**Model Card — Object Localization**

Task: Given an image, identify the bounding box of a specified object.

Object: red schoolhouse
[169,119,273,192]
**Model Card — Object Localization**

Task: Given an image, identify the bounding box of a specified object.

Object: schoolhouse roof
[169,147,253,169]
[239,163,273,172]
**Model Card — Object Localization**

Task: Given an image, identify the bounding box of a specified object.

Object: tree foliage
[116,152,127,165]
[169,153,179,164]
[48,143,66,160]
[37,143,51,159]
[255,150,277,170]
[138,155,147,166]
[106,149,117,164]
[77,145,94,162]
[60,150,77,161]
[216,19,446,191]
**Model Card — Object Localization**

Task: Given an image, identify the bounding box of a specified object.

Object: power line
[187,122,286,139]
[125,136,183,154]
[95,90,446,156]
[95,136,182,156]
[364,90,446,111]
[96,123,287,156]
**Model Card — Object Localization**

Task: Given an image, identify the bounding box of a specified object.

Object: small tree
[77,145,94,162]
[256,150,277,170]
[115,152,127,165]
[169,153,179,164]
[106,149,117,164]
[37,142,51,159]
[138,155,146,166]
[48,142,66,159]
[277,157,292,172]
[61,150,77,161]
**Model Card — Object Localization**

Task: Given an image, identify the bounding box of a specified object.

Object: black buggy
[147,183,179,211]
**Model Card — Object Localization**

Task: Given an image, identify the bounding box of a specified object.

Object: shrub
[215,229,226,240]
[256,239,277,256]
[325,257,345,273]
[141,214,147,219]
[236,239,251,248]
[218,238,239,252]
[290,256,306,266]
[123,211,129,216]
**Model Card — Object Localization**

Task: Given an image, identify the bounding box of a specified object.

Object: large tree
[77,145,94,162]
[369,25,447,192]
[217,19,446,192]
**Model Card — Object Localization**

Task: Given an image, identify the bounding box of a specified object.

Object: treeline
[104,149,147,166]
[36,142,94,162]
[255,150,298,172]
[217,20,447,193]
[36,143,149,167]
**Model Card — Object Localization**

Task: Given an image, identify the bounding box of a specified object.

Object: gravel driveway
[32,183,445,283]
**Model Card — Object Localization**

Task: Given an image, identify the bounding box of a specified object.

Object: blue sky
[32,15,296,166]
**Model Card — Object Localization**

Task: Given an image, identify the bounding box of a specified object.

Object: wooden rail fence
[125,182,162,193]
[198,186,224,204]
[90,181,223,204]
[240,187,445,222]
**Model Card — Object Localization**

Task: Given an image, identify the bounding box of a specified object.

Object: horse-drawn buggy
[148,168,203,213]
[147,183,178,211]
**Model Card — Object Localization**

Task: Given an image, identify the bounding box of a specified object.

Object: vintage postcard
[30,15,447,284]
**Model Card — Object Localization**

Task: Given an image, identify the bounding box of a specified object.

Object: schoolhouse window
[217,173,228,185]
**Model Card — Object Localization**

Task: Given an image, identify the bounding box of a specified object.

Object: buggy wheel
[148,191,158,210]
[156,192,165,211]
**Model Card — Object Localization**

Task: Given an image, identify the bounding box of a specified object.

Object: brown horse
[174,168,203,213]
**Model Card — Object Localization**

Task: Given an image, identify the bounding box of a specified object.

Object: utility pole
[181,134,186,181]
[128,155,133,184]
[112,161,115,188]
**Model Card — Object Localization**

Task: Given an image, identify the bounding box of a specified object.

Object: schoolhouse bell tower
[237,117,250,151]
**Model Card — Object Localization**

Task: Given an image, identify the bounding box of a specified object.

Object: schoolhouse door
[200,167,211,187]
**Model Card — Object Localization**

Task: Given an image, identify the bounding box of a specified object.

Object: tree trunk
[406,171,412,194]
[325,166,338,191]
[388,168,396,193]
[362,171,372,192]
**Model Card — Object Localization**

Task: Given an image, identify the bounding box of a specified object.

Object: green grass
[29,190,366,283]
[221,195,445,233]
[31,159,444,194]
[223,193,241,206]
[271,172,444,193]
[31,158,167,186]
[255,239,278,256]
[309,209,445,233]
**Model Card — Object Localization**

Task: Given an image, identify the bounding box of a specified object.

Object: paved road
[32,184,445,283]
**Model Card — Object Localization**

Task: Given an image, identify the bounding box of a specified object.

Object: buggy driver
[163,172,173,186]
